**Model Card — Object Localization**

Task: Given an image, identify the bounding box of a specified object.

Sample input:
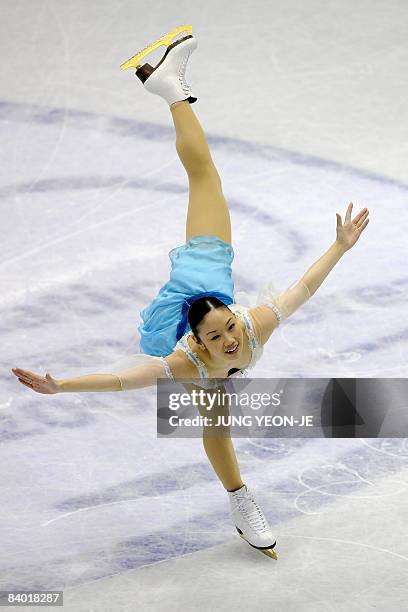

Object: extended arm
[58,372,123,392]
[253,242,347,335]
[300,202,369,295]
[299,240,346,297]
[59,355,182,392]
[251,203,370,344]
[12,353,190,394]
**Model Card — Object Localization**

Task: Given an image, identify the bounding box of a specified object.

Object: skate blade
[120,24,193,70]
[261,548,278,560]
[238,532,278,560]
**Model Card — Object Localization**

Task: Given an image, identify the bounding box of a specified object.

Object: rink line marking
[41,498,155,527]
[63,545,209,595]
[61,531,408,598]
[69,159,177,228]
[10,2,71,204]
[293,477,408,516]
[0,191,179,269]
[359,438,408,459]
[279,533,408,562]
[2,99,408,191]
[42,471,408,527]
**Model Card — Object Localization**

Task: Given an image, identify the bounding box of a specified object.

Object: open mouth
[225,343,239,355]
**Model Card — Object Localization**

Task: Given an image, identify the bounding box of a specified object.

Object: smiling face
[193,307,243,364]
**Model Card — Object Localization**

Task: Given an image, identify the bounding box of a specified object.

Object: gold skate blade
[120,24,193,70]
[261,548,278,560]
[238,532,278,560]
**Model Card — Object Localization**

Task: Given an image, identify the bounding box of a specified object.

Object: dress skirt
[138,234,235,357]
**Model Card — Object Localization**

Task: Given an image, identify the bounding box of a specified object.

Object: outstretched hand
[336,202,370,251]
[11,368,60,394]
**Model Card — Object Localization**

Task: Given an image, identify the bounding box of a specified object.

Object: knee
[176,137,209,162]
[188,161,222,186]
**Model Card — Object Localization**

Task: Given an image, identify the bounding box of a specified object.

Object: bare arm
[300,240,345,297]
[11,352,194,394]
[11,367,143,394]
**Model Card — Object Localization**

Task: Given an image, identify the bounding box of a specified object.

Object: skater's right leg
[170,101,232,245]
[123,28,231,245]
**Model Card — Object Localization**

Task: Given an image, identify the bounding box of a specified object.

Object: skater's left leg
[192,383,244,491]
[202,433,244,492]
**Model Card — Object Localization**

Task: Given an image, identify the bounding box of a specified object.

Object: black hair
[187,296,230,345]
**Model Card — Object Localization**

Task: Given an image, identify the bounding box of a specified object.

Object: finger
[18,378,34,389]
[356,210,369,227]
[336,213,342,228]
[16,371,36,383]
[353,208,369,223]
[14,368,34,377]
[355,219,369,234]
[345,202,353,221]
[353,208,368,224]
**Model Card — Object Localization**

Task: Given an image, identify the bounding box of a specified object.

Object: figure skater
[11,25,370,560]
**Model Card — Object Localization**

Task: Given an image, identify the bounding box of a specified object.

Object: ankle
[170,100,189,111]
[227,482,245,493]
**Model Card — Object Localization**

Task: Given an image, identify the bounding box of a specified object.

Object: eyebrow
[206,317,234,336]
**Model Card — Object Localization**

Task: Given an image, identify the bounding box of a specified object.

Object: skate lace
[179,52,192,95]
[233,490,269,533]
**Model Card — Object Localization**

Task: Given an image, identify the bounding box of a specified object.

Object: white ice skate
[120,24,198,107]
[228,484,278,560]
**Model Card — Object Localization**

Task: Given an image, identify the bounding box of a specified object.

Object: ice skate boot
[120,24,198,107]
[228,484,278,560]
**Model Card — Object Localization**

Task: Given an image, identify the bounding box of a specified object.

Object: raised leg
[170,101,232,245]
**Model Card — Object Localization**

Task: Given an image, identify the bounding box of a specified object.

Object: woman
[11,25,370,560]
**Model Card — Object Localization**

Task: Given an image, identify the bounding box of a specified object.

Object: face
[194,307,243,363]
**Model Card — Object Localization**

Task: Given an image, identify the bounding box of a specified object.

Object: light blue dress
[138,234,235,356]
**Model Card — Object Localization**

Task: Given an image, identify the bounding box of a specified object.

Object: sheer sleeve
[106,354,175,391]
[255,278,311,324]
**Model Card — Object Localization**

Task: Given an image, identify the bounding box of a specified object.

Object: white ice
[1,1,408,611]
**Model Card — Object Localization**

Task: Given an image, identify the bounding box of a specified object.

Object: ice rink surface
[1,1,407,610]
